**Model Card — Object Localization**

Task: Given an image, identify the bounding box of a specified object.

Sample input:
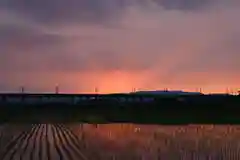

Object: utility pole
[20,86,25,102]
[20,86,25,94]
[55,84,59,94]
[95,87,98,94]
[132,88,136,93]
[94,87,99,100]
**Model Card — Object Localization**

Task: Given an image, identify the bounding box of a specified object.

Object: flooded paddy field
[0,124,240,160]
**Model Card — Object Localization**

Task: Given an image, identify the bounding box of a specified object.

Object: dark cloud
[0,25,63,50]
[153,0,212,10]
[0,0,130,25]
[0,0,213,25]
[0,23,68,72]
[0,23,65,70]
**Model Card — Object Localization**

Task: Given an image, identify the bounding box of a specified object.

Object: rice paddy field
[0,124,240,160]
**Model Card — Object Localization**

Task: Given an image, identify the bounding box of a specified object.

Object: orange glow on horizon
[73,71,239,94]
[8,70,239,94]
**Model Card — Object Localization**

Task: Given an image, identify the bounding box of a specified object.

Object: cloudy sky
[0,0,239,93]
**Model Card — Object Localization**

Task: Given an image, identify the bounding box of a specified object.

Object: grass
[1,124,240,159]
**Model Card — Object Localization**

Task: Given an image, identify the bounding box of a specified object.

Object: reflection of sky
[71,124,240,159]
[0,0,240,93]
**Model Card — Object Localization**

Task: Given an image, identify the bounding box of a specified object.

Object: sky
[0,0,239,94]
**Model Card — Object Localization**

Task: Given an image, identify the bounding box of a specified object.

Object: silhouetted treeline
[0,94,239,124]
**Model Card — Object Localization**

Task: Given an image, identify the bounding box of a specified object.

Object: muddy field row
[0,124,240,160]
[0,124,88,160]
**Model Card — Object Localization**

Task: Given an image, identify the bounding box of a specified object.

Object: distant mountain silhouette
[133,90,202,95]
